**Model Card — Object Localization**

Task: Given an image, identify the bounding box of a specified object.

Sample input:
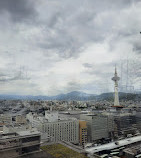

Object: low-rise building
[3,124,31,134]
[0,130,41,158]
[123,144,141,158]
[16,115,27,124]
[0,114,12,124]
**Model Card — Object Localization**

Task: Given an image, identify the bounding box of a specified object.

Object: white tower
[112,67,120,106]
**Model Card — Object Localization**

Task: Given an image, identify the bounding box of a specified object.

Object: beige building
[16,115,27,124]
[79,120,87,146]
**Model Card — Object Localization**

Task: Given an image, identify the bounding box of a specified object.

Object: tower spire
[112,66,120,106]
[115,65,117,75]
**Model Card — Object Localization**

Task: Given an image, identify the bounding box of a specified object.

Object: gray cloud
[0,0,140,95]
[0,0,37,22]
[83,63,93,68]
[133,41,141,54]
[35,0,133,59]
[66,81,81,92]
[0,69,30,82]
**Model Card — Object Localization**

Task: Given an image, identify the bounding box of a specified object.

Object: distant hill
[95,92,141,101]
[51,91,95,101]
[0,91,140,101]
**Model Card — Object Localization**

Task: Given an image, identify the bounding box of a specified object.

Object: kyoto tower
[112,67,120,106]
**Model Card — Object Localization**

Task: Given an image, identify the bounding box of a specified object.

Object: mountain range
[0,91,140,101]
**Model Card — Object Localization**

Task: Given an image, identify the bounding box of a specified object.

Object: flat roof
[0,130,40,140]
[41,143,87,158]
[17,130,40,136]
[85,135,141,155]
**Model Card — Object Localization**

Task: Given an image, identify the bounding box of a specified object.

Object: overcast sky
[0,0,141,96]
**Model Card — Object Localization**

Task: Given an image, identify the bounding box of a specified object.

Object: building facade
[80,114,114,142]
[0,130,41,158]
[26,112,79,144]
[79,120,87,146]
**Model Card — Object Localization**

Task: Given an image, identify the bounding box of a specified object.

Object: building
[26,111,79,144]
[45,111,59,122]
[123,144,141,158]
[113,113,137,136]
[16,115,27,124]
[43,119,79,143]
[136,112,141,131]
[0,114,12,124]
[85,135,141,157]
[103,112,137,137]
[79,120,87,146]
[80,114,114,142]
[3,124,31,134]
[0,130,41,158]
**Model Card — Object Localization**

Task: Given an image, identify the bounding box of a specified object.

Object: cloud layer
[0,0,141,95]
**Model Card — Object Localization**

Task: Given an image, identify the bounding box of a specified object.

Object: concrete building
[0,130,41,158]
[16,115,27,124]
[80,114,114,142]
[85,135,141,157]
[123,144,141,158]
[79,120,87,146]
[136,112,141,131]
[0,114,12,124]
[26,111,79,144]
[103,112,137,137]
[3,124,31,134]
[45,111,59,122]
[44,119,79,143]
[114,113,137,136]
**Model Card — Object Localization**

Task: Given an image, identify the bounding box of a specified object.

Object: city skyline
[0,0,141,96]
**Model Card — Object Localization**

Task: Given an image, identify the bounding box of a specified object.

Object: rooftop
[85,135,141,155]
[17,130,40,136]
[41,143,87,158]
[0,130,40,140]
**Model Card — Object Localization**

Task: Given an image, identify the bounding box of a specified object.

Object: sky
[0,0,141,96]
